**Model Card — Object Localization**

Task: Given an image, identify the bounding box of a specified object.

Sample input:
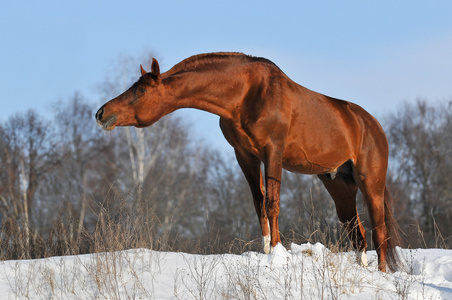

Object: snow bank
[1,243,451,299]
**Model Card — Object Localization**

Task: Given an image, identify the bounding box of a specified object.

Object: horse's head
[95,58,165,131]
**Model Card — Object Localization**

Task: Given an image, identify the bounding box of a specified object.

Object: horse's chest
[220,119,263,159]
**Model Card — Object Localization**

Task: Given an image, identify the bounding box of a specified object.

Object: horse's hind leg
[234,150,271,253]
[318,174,368,265]
[352,167,389,272]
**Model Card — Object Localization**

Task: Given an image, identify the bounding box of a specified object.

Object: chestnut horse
[96,52,401,271]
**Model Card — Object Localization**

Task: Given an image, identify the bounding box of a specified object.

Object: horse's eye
[139,87,146,93]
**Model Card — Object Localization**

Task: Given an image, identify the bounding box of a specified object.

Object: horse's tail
[384,185,404,272]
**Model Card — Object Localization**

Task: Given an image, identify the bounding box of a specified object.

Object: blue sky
[1,1,451,155]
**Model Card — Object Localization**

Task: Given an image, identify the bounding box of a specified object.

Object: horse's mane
[164,52,278,76]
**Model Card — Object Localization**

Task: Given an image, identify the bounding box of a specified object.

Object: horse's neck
[164,71,240,120]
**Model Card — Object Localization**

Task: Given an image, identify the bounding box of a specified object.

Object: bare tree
[96,53,218,249]
[385,100,452,247]
[0,110,52,257]
[206,153,258,245]
[48,93,114,239]
[280,172,341,245]
[97,53,163,202]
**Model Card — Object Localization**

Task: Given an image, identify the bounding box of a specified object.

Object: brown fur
[96,52,401,271]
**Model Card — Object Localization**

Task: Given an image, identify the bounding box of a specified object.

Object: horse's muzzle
[95,107,117,131]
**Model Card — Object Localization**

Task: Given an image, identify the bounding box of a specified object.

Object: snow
[1,243,452,299]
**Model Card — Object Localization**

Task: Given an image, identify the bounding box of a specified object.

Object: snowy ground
[1,243,451,299]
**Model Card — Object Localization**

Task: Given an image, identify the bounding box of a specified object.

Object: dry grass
[0,190,446,299]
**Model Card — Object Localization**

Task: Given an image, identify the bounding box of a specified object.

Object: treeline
[385,101,452,248]
[0,55,451,260]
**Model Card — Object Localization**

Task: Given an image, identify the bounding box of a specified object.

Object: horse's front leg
[264,146,284,251]
[233,150,271,253]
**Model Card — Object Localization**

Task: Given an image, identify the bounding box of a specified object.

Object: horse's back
[280,89,388,174]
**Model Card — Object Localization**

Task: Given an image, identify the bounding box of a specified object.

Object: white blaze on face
[263,219,271,254]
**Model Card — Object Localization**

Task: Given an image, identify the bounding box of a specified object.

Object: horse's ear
[151,58,160,78]
[140,64,147,76]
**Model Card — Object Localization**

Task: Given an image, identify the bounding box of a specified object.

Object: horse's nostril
[96,107,104,121]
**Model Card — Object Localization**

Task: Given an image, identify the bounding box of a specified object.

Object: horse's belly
[282,144,353,175]
[282,160,329,175]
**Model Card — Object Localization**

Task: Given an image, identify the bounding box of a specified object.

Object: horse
[96,52,401,272]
